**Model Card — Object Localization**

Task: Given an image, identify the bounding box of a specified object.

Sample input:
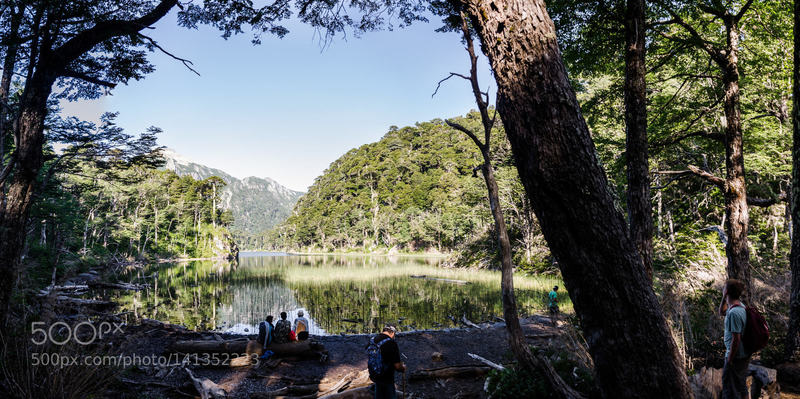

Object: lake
[111,252,569,335]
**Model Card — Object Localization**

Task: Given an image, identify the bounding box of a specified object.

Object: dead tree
[435,12,584,399]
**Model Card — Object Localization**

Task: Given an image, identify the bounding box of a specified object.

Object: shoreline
[281,251,450,258]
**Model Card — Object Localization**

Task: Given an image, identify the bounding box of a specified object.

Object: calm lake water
[111,252,569,335]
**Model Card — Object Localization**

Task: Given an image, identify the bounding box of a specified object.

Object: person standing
[273,311,292,344]
[368,325,405,399]
[294,310,310,340]
[718,279,750,399]
[548,286,560,326]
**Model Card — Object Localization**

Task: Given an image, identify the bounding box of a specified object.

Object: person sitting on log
[258,315,275,349]
[294,310,310,340]
[273,311,292,344]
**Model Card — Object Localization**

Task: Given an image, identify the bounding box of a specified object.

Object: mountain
[161,149,304,243]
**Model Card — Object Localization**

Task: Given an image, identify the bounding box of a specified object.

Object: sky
[60,10,495,192]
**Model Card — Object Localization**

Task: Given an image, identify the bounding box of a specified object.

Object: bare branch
[735,0,755,24]
[686,165,725,188]
[137,34,200,76]
[445,119,484,150]
[654,166,724,188]
[431,72,470,98]
[62,69,117,88]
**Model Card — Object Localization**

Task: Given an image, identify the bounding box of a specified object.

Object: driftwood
[250,384,320,398]
[467,353,505,370]
[185,367,227,399]
[461,315,482,329]
[55,296,116,309]
[409,365,491,381]
[410,275,470,285]
[87,281,144,291]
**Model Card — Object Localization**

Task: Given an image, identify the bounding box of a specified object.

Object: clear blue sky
[61,11,495,192]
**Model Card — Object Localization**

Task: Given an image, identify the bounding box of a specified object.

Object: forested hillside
[19,115,238,291]
[162,149,303,248]
[266,111,549,269]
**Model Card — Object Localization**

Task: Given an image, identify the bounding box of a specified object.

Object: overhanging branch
[63,69,117,88]
[445,119,485,151]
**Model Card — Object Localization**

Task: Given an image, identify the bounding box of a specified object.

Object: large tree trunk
[463,0,692,397]
[0,3,23,210]
[624,0,653,278]
[0,74,53,324]
[786,0,800,362]
[447,14,581,396]
[721,21,752,302]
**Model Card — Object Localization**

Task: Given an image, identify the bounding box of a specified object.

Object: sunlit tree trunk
[720,19,752,302]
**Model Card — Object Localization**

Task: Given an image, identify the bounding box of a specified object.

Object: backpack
[732,304,769,354]
[366,335,391,380]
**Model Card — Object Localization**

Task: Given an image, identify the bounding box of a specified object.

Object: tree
[457,0,692,396]
[654,0,758,300]
[436,11,582,398]
[787,0,800,361]
[0,0,289,325]
[624,0,653,277]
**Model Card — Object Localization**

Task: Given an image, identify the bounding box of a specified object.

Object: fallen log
[409,365,491,381]
[461,315,481,329]
[467,353,505,370]
[88,281,144,291]
[410,275,470,285]
[55,296,116,309]
[185,367,227,399]
[250,384,320,398]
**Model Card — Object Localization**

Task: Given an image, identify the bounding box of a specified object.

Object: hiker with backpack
[274,311,292,344]
[718,279,769,399]
[367,324,405,399]
[294,310,310,340]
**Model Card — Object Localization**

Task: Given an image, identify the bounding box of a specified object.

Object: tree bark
[462,0,692,397]
[0,2,23,211]
[624,0,653,278]
[445,13,582,398]
[0,72,53,324]
[721,19,752,303]
[786,0,800,362]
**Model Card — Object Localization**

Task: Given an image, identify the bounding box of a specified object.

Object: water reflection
[111,252,568,334]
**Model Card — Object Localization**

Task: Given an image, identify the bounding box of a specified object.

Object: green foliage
[486,347,599,398]
[267,111,550,270]
[25,147,237,290]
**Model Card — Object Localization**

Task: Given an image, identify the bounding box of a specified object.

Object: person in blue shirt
[257,315,274,350]
[717,279,750,399]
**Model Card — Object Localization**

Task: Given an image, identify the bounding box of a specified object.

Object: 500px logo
[31,321,124,345]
